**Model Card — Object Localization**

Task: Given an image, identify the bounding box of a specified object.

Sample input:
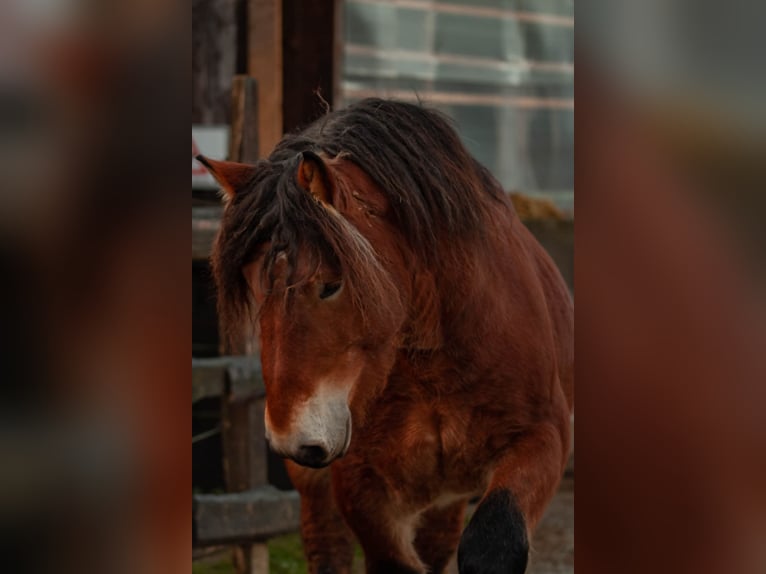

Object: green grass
[192,557,235,574]
[191,534,309,574]
[193,533,366,574]
[269,533,308,574]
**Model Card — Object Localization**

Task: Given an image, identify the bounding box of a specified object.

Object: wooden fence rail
[194,487,301,546]
[193,356,265,403]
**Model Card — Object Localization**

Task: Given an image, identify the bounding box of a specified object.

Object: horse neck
[422,211,548,355]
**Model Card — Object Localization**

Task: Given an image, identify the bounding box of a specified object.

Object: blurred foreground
[0,1,188,573]
[577,2,766,573]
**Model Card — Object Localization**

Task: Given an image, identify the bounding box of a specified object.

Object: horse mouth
[285,418,352,469]
[294,450,332,469]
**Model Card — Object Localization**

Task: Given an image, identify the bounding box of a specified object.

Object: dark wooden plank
[248,0,283,157]
[193,0,241,124]
[282,0,340,133]
[194,486,301,545]
[193,356,265,403]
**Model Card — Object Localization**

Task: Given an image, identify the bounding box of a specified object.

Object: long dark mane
[276,98,504,247]
[212,98,505,341]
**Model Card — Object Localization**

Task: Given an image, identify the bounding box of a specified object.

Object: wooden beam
[248,0,283,157]
[282,0,340,132]
[193,356,265,403]
[229,76,260,163]
[192,0,240,124]
[194,486,301,545]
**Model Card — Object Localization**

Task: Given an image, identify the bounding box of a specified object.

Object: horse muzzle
[264,392,352,468]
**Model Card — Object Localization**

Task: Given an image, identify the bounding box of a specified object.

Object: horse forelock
[212,98,508,344]
[211,152,402,345]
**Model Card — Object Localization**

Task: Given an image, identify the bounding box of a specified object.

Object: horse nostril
[296,444,329,468]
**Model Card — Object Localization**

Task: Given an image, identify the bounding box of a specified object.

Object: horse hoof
[457,489,528,574]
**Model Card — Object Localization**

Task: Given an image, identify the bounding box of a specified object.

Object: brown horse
[199,98,573,574]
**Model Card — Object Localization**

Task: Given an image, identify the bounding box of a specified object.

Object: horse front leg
[414,501,466,574]
[331,460,427,574]
[458,406,570,574]
[285,460,355,574]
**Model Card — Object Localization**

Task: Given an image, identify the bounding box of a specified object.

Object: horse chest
[373,400,490,505]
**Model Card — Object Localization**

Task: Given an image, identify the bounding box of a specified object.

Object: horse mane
[275,98,504,251]
[212,98,505,343]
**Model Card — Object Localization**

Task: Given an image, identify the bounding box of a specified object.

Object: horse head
[201,151,410,467]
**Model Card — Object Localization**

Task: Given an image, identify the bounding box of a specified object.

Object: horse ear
[196,155,256,201]
[296,151,334,205]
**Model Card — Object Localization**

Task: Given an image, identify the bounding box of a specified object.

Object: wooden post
[192,0,241,124]
[282,0,341,132]
[229,76,260,163]
[223,394,270,574]
[232,543,270,574]
[248,0,283,157]
[221,76,269,574]
[221,392,268,489]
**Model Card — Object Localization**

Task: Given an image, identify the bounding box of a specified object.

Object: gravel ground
[528,477,574,574]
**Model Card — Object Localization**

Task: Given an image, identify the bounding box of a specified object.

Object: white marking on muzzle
[265,383,352,463]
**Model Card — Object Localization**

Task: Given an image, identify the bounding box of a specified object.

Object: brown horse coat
[201,98,573,574]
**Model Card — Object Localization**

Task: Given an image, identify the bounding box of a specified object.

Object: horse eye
[319,281,342,300]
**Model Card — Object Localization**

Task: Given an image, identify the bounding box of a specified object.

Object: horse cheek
[457,489,528,574]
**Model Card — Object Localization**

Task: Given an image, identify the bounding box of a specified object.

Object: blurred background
[192,1,573,572]
[194,0,574,210]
